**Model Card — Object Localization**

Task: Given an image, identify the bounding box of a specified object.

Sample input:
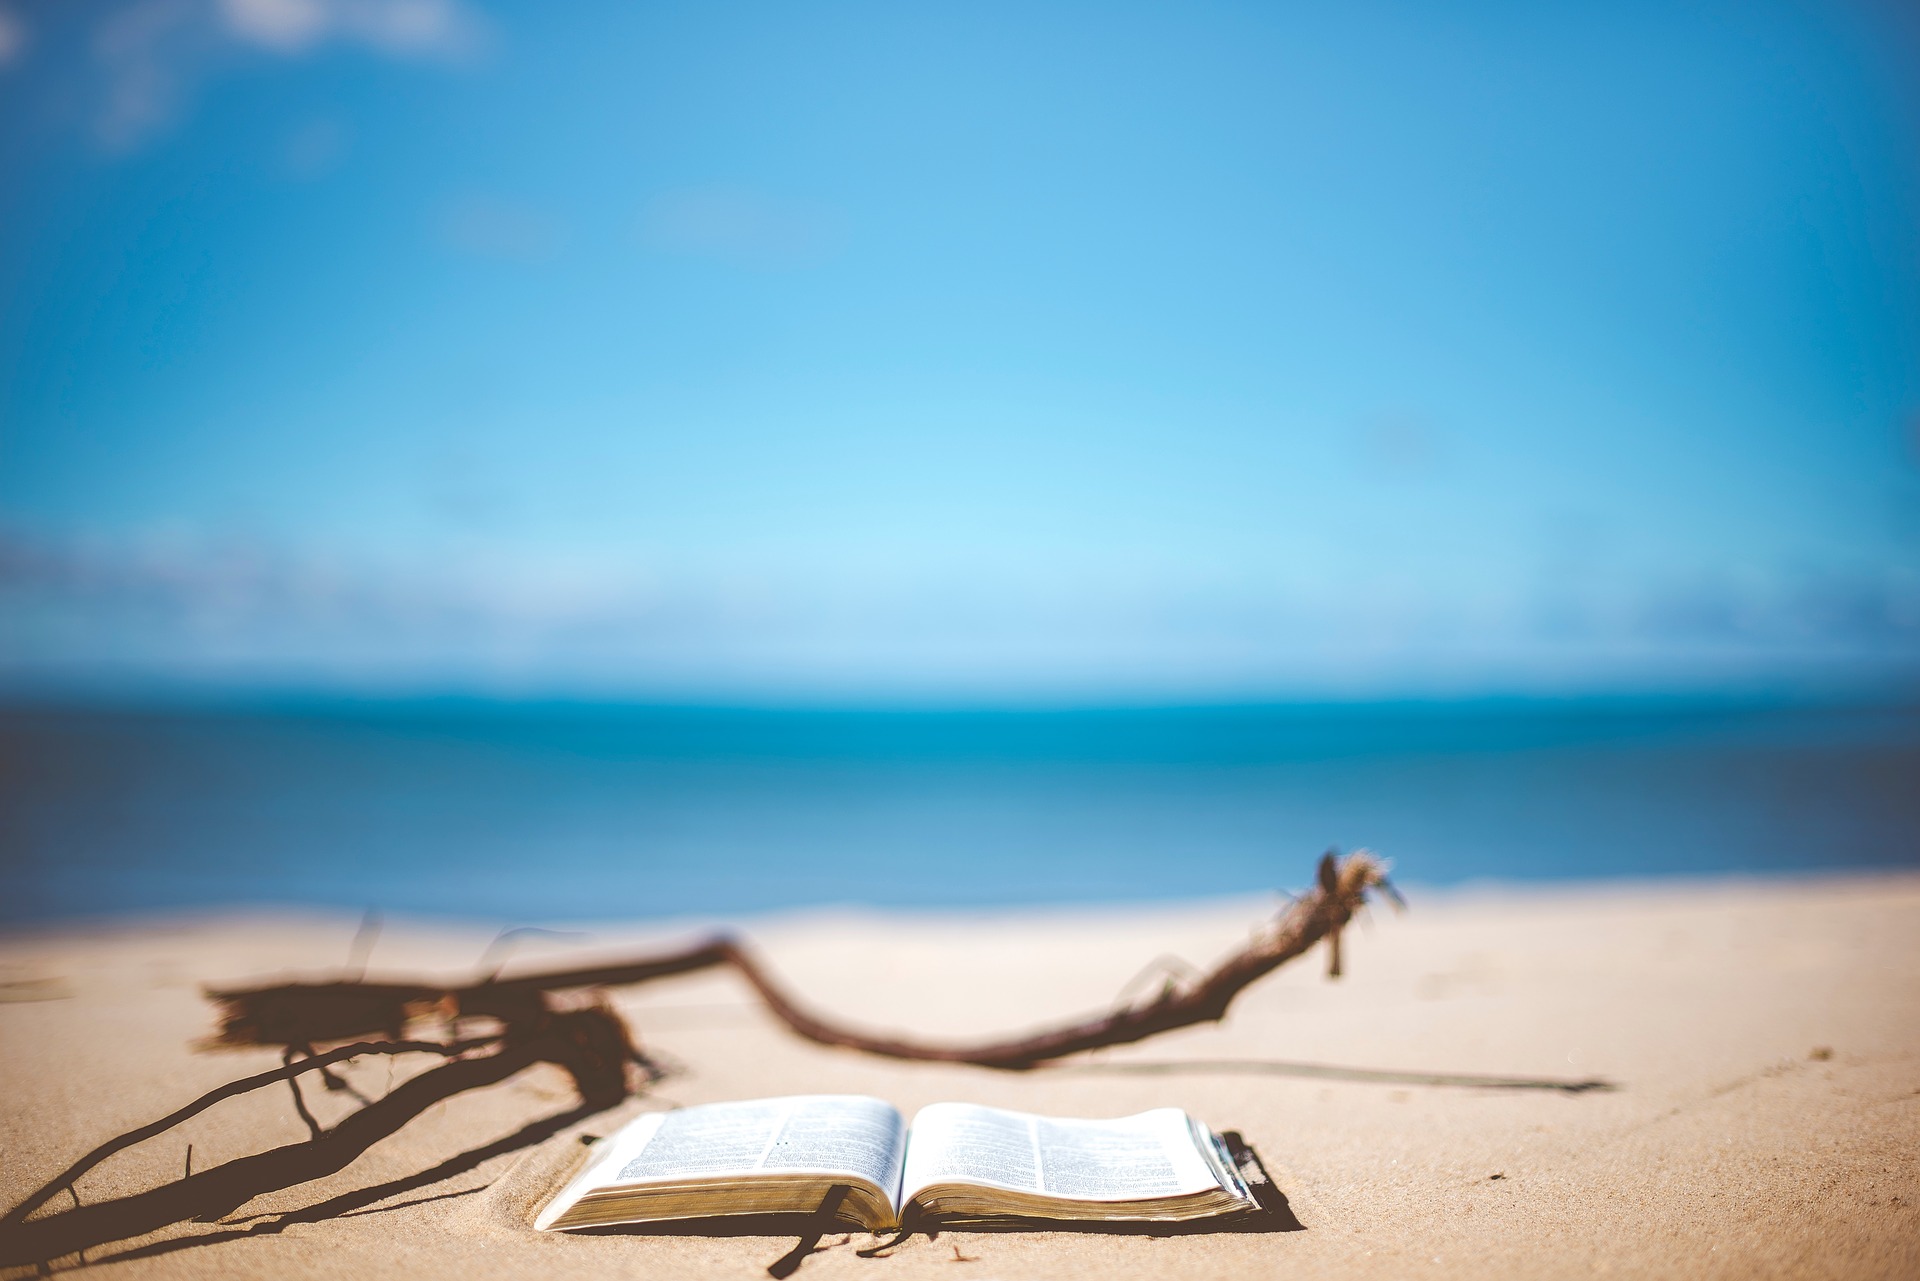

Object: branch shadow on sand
[1059,1058,1617,1093]
[77,1103,602,1271]
[0,1046,622,1277]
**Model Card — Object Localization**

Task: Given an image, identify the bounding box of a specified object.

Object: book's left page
[536,1095,907,1231]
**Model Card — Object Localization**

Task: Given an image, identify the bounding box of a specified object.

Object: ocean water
[2,697,1916,926]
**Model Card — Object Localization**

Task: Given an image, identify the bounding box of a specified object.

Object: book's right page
[900,1103,1251,1223]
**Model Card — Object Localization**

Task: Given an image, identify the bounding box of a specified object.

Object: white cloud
[87,0,483,149]
[279,113,349,178]
[640,187,840,269]
[439,194,565,261]
[217,0,328,51]
[217,0,477,56]
[0,7,26,65]
[92,0,205,150]
[3,527,1918,699]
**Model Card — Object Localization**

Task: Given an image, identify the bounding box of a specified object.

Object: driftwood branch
[697,848,1393,1069]
[206,849,1395,1071]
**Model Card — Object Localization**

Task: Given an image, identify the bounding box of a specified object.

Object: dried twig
[205,849,1395,1071]
[695,848,1393,1069]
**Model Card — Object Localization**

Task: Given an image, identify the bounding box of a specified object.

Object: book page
[605,1095,906,1192]
[901,1103,1040,1196]
[901,1104,1223,1204]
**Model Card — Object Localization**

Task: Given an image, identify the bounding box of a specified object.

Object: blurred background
[1,0,1916,924]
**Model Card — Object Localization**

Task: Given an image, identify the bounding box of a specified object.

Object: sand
[2,874,1918,1279]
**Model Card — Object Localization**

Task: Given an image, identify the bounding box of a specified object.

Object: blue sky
[1,0,1917,699]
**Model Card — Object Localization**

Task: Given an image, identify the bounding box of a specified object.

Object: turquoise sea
[2,697,1916,925]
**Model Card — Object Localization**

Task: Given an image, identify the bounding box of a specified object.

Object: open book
[535,1095,1258,1232]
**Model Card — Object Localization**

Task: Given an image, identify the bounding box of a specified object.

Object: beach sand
[2,875,1917,1279]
